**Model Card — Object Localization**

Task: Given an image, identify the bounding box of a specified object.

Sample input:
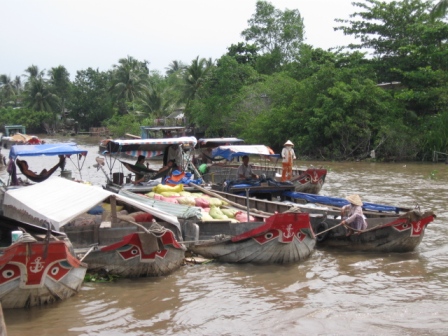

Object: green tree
[69,68,115,130]
[226,42,259,67]
[430,0,448,19]
[189,55,259,136]
[165,60,186,76]
[109,56,150,114]
[0,75,16,107]
[0,106,52,133]
[24,77,59,113]
[182,56,213,116]
[23,65,45,85]
[139,86,174,119]
[241,0,304,65]
[48,65,71,121]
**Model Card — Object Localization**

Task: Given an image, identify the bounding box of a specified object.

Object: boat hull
[0,240,86,309]
[311,211,435,253]
[186,212,315,264]
[208,190,435,253]
[63,225,186,277]
[206,165,326,195]
[291,168,326,194]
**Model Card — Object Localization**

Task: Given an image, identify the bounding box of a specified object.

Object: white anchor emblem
[414,221,422,233]
[29,257,45,273]
[283,224,294,239]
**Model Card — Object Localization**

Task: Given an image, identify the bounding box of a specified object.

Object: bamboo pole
[110,195,118,227]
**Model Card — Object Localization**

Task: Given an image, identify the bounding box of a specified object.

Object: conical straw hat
[346,194,363,206]
[284,140,294,146]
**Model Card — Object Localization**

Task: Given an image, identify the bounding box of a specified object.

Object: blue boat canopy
[211,145,280,161]
[9,143,87,159]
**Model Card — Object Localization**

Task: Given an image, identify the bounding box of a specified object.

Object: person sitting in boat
[237,155,258,180]
[281,140,296,182]
[134,155,149,181]
[340,194,368,236]
[16,155,66,182]
[157,159,177,175]
[133,159,177,185]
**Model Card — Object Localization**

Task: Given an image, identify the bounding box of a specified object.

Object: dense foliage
[1,0,448,161]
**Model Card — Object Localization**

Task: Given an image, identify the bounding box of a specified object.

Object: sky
[1,0,360,79]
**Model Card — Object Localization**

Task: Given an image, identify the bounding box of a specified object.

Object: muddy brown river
[2,136,448,335]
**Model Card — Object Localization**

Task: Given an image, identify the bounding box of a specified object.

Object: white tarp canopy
[211,145,280,161]
[3,177,180,231]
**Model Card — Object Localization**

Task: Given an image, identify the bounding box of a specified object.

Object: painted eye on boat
[265,232,274,239]
[2,270,15,278]
[131,249,139,255]
[402,224,410,229]
[51,267,59,275]
[296,232,302,239]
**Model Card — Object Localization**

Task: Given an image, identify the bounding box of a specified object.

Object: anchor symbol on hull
[283,224,294,239]
[29,257,45,273]
[414,221,422,233]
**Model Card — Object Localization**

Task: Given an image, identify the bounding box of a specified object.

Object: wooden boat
[183,212,315,264]
[200,188,435,253]
[1,125,41,149]
[121,185,315,264]
[2,177,186,277]
[4,142,88,188]
[204,144,326,194]
[98,136,200,193]
[0,215,87,309]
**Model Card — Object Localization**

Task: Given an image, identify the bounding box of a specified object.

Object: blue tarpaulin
[283,191,405,213]
[9,143,87,159]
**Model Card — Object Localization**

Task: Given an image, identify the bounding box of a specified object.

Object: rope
[80,244,99,262]
[315,222,344,236]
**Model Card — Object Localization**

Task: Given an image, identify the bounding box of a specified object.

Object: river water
[2,136,448,335]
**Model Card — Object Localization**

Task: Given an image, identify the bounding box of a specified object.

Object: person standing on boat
[167,144,183,168]
[237,155,258,180]
[340,194,368,236]
[281,140,296,182]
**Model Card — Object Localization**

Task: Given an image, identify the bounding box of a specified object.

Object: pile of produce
[144,184,259,222]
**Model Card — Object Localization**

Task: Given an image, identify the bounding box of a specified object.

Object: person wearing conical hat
[281,140,296,182]
[340,194,368,236]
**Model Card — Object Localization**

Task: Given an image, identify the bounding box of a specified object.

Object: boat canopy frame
[100,136,198,179]
[8,142,88,182]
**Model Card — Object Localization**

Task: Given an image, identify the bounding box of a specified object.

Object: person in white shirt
[167,144,183,168]
[237,155,258,180]
[281,140,296,181]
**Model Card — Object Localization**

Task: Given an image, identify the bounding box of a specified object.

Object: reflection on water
[2,136,448,335]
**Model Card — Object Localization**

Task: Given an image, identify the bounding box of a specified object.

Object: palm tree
[165,60,186,76]
[24,77,59,113]
[109,56,150,114]
[139,86,174,119]
[23,65,45,82]
[431,0,448,19]
[0,74,16,107]
[182,56,213,112]
[48,66,71,121]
